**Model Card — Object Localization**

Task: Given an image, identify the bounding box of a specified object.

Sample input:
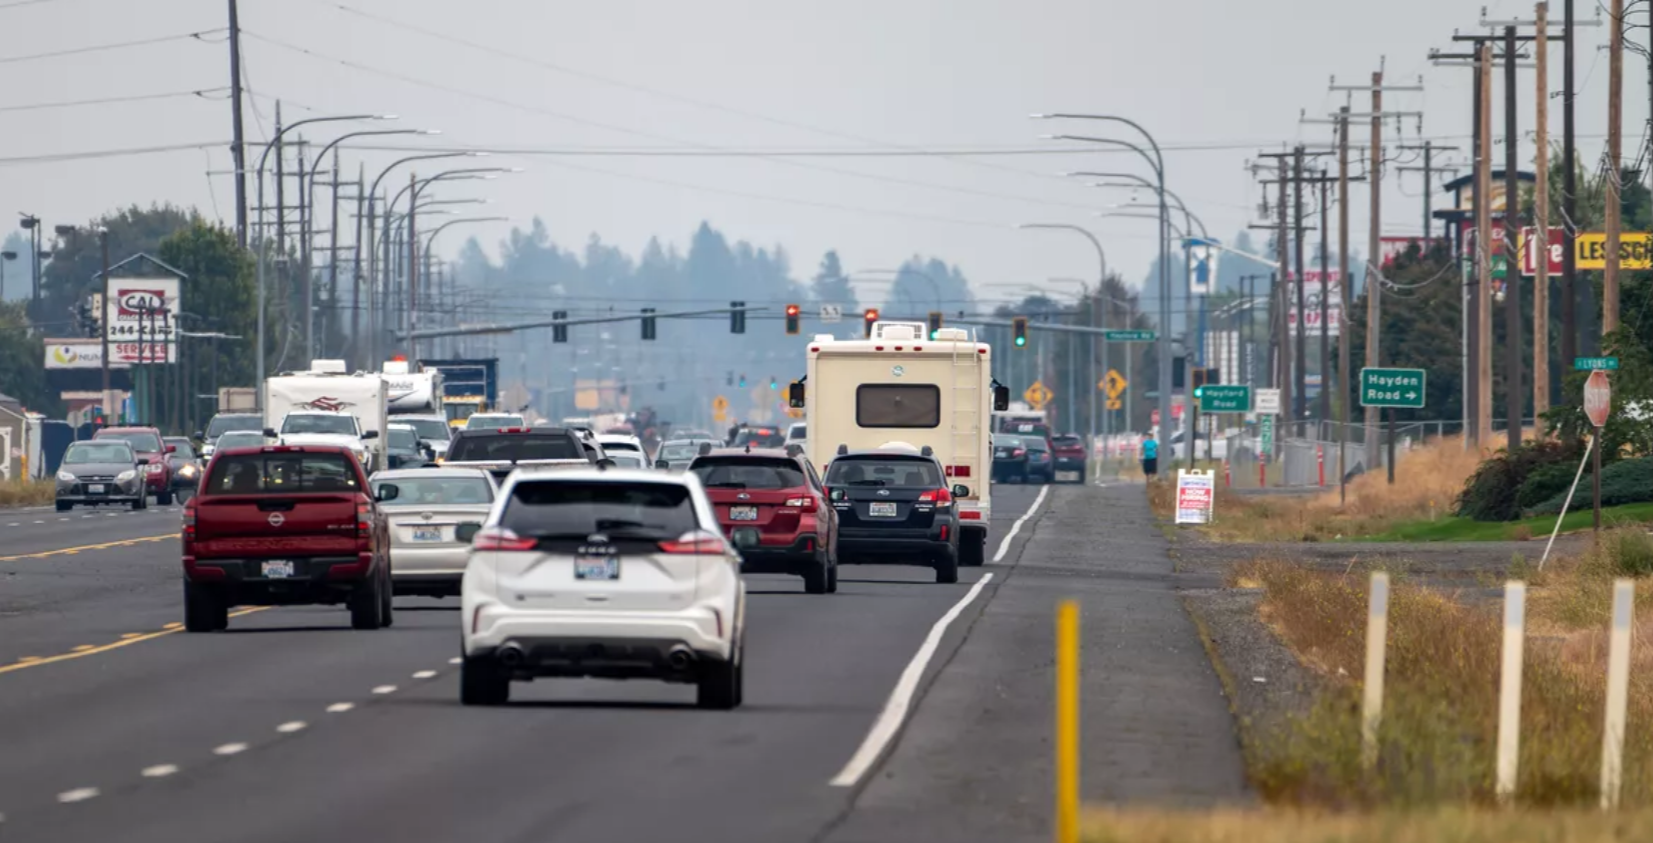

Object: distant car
[731,426,786,448]
[371,467,497,597]
[824,444,963,584]
[391,414,453,459]
[991,433,1031,482]
[213,430,271,455]
[277,410,376,472]
[690,444,837,594]
[654,438,720,471]
[459,467,746,709]
[785,422,807,450]
[181,444,394,632]
[55,440,147,511]
[199,412,264,460]
[466,413,527,430]
[93,425,175,505]
[674,429,716,443]
[1019,435,1054,484]
[385,423,438,470]
[1050,434,1087,484]
[443,426,593,482]
[598,433,647,461]
[606,452,649,469]
[163,436,204,497]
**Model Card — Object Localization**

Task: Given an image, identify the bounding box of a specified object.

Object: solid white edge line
[991,484,1049,564]
[830,485,1050,788]
[828,572,995,787]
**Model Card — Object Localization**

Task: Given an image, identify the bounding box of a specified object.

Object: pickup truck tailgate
[192,493,361,558]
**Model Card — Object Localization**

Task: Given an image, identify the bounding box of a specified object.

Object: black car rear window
[690,457,806,490]
[825,457,943,488]
[204,452,361,494]
[446,433,582,462]
[502,481,698,539]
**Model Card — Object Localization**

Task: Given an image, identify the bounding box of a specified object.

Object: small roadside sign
[1584,370,1611,428]
[1574,356,1619,371]
[1253,387,1281,415]
[1359,367,1426,409]
[712,395,729,423]
[1174,469,1215,525]
[1259,415,1274,458]
[1103,329,1156,342]
[1024,381,1053,410]
[1197,385,1251,413]
[1102,369,1127,398]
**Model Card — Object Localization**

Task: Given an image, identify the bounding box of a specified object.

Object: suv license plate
[729,505,758,521]
[411,527,442,542]
[574,555,619,581]
[262,560,295,578]
[869,501,898,517]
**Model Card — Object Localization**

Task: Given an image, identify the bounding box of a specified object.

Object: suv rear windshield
[205,414,263,440]
[204,452,361,494]
[691,457,806,490]
[447,432,583,462]
[825,457,943,488]
[97,431,163,453]
[501,481,698,539]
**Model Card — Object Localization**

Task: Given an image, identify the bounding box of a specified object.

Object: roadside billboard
[44,338,127,370]
[102,276,180,364]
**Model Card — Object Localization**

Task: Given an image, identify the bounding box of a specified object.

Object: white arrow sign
[819,304,842,323]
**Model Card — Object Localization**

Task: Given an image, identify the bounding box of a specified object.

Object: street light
[419,216,509,351]
[253,113,397,407]
[1017,223,1109,440]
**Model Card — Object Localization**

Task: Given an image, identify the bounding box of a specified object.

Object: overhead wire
[0,29,224,64]
[0,87,229,113]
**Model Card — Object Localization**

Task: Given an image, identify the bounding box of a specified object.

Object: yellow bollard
[1055,600,1079,843]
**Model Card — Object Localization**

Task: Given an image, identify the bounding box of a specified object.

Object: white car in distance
[465,413,527,430]
[371,467,498,598]
[459,466,745,709]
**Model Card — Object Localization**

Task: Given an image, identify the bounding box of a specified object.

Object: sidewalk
[828,482,1249,843]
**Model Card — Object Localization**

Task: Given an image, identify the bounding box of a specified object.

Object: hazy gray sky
[0,0,1643,305]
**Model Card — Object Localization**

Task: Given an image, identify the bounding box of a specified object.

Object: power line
[0,87,230,113]
[0,140,227,167]
[0,29,225,65]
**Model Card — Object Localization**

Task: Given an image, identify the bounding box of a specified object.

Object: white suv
[460,466,746,708]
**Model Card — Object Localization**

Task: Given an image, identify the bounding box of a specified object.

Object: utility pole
[1562,0,1579,369]
[1479,42,1496,447]
[1318,169,1332,424]
[227,0,248,247]
[274,103,286,260]
[1604,0,1623,334]
[1504,25,1524,451]
[1338,108,1352,502]
[324,151,342,361]
[351,163,366,369]
[407,172,419,361]
[1535,1,1552,422]
[1396,141,1461,239]
[1365,69,1384,471]
[1293,146,1308,422]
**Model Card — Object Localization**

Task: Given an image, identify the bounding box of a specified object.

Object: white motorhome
[793,321,1008,567]
[383,359,450,458]
[262,364,390,472]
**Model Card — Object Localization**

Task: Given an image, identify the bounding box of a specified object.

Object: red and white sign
[1585,370,1612,428]
[102,276,181,365]
[1380,236,1445,267]
[1518,226,1568,276]
[1174,468,1215,525]
[1285,274,1344,338]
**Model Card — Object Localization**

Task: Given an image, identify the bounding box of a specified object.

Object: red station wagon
[689,445,838,594]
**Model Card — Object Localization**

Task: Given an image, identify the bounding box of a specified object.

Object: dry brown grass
[1084,807,1653,843]
[0,479,55,508]
[1239,541,1653,808]
[1148,438,1485,541]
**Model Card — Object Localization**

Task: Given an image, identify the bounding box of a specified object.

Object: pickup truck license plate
[729,505,758,522]
[574,555,619,581]
[262,560,295,578]
[869,501,898,517]
[87,484,105,494]
[411,527,443,542]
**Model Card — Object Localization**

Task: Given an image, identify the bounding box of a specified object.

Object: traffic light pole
[397,304,765,341]
[99,230,112,425]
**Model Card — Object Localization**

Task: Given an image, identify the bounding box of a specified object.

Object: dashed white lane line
[30,520,42,525]
[140,764,178,778]
[212,743,248,756]
[57,788,99,804]
[447,657,462,665]
[57,517,68,522]
[411,670,437,679]
[326,702,354,713]
[275,721,307,734]
[371,685,397,695]
[991,484,1049,564]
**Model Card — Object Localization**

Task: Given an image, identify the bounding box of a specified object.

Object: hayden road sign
[1359,367,1426,409]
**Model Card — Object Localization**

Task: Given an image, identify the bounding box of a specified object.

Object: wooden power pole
[1478,42,1496,447]
[1534,1,1552,422]
[1365,70,1384,471]
[1604,0,1624,333]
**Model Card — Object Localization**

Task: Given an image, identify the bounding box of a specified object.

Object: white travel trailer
[262,366,390,472]
[791,321,1009,567]
[382,359,444,415]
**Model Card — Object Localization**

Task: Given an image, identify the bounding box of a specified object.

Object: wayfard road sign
[1197,385,1251,413]
[1103,329,1156,342]
[1359,367,1426,409]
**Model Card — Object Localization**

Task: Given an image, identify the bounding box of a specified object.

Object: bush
[1530,456,1653,515]
[1456,439,1581,522]
[1516,459,1582,510]
[1606,528,1653,577]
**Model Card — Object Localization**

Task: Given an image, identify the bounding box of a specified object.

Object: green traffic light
[1014,336,1026,347]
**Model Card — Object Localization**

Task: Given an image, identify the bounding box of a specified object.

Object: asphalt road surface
[0,482,1245,843]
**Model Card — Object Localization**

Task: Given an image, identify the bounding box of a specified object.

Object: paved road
[0,480,1246,842]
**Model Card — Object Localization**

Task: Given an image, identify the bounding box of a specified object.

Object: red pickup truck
[181,444,397,632]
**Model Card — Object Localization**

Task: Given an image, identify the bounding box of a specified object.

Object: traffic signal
[1192,367,1209,398]
[738,373,747,388]
[1172,355,1187,389]
[784,303,801,335]
[730,300,746,334]
[1011,316,1028,348]
[769,376,778,390]
[726,370,734,387]
[552,310,568,343]
[640,307,657,341]
[863,308,879,337]
[927,311,943,339]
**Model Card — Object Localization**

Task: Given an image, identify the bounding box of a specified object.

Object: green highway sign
[1359,367,1426,409]
[1574,356,1619,371]
[1103,329,1157,342]
[1197,384,1251,412]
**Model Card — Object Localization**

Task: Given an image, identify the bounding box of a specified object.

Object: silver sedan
[370,467,498,598]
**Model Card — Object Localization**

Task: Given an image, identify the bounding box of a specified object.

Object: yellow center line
[0,533,176,563]
[0,607,268,676]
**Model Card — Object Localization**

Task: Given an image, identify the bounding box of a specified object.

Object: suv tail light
[659,529,729,555]
[473,526,537,552]
[919,487,953,507]
[784,496,818,512]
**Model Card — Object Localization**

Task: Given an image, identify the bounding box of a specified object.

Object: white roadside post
[1361,571,1390,771]
[1496,580,1527,802]
[1601,578,1635,810]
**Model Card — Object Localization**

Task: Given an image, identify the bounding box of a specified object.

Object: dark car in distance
[181,444,395,632]
[55,440,148,511]
[824,444,964,584]
[1050,434,1088,484]
[164,436,204,498]
[991,433,1030,482]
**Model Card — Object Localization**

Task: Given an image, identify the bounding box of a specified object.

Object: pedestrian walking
[1141,433,1159,479]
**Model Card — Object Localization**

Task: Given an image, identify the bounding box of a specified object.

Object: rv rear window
[855,384,941,429]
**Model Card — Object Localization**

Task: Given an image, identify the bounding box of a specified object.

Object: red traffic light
[863,308,879,322]
[785,304,800,317]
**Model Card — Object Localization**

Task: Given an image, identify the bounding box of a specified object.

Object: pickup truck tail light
[659,530,729,555]
[473,526,536,552]
[919,487,953,507]
[783,496,818,512]
[182,504,197,542]
[356,502,371,540]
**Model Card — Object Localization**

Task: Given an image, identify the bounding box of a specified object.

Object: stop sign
[1584,370,1612,428]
